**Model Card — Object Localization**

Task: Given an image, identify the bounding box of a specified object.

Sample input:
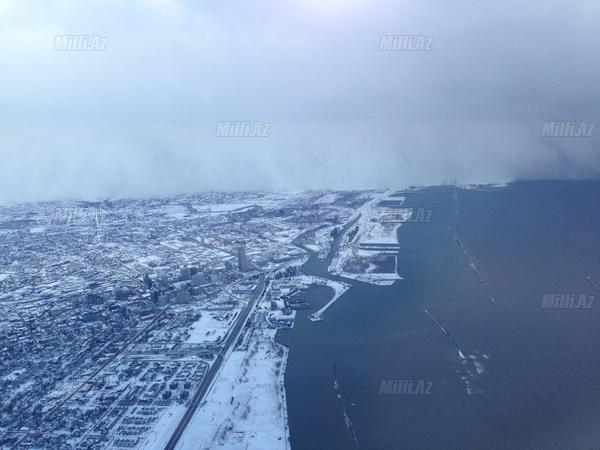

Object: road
[164,272,266,450]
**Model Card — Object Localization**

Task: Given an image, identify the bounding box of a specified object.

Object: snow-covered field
[198,203,256,214]
[176,329,290,450]
[186,311,237,345]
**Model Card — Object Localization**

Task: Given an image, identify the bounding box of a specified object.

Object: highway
[164,272,266,450]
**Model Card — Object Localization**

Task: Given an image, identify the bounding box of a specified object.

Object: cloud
[1,0,599,202]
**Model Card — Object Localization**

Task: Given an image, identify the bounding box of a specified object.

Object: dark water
[277,180,600,450]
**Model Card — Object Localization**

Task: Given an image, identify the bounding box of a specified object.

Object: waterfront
[278,181,600,450]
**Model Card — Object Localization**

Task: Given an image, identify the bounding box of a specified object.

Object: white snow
[303,244,320,252]
[176,329,290,450]
[328,191,408,286]
[285,276,350,322]
[199,203,255,213]
[139,405,187,450]
[186,311,237,345]
[165,205,190,219]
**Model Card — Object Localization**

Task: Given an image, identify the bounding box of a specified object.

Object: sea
[277,180,600,450]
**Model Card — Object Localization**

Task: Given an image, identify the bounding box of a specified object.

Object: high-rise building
[179,267,191,281]
[237,246,254,272]
[191,272,205,287]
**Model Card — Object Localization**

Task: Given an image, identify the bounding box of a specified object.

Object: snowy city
[0,189,414,449]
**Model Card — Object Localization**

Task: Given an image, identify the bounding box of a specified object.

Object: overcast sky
[1,0,599,203]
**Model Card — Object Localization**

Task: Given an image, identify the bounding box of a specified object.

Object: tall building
[179,267,191,281]
[191,272,205,287]
[237,246,254,272]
